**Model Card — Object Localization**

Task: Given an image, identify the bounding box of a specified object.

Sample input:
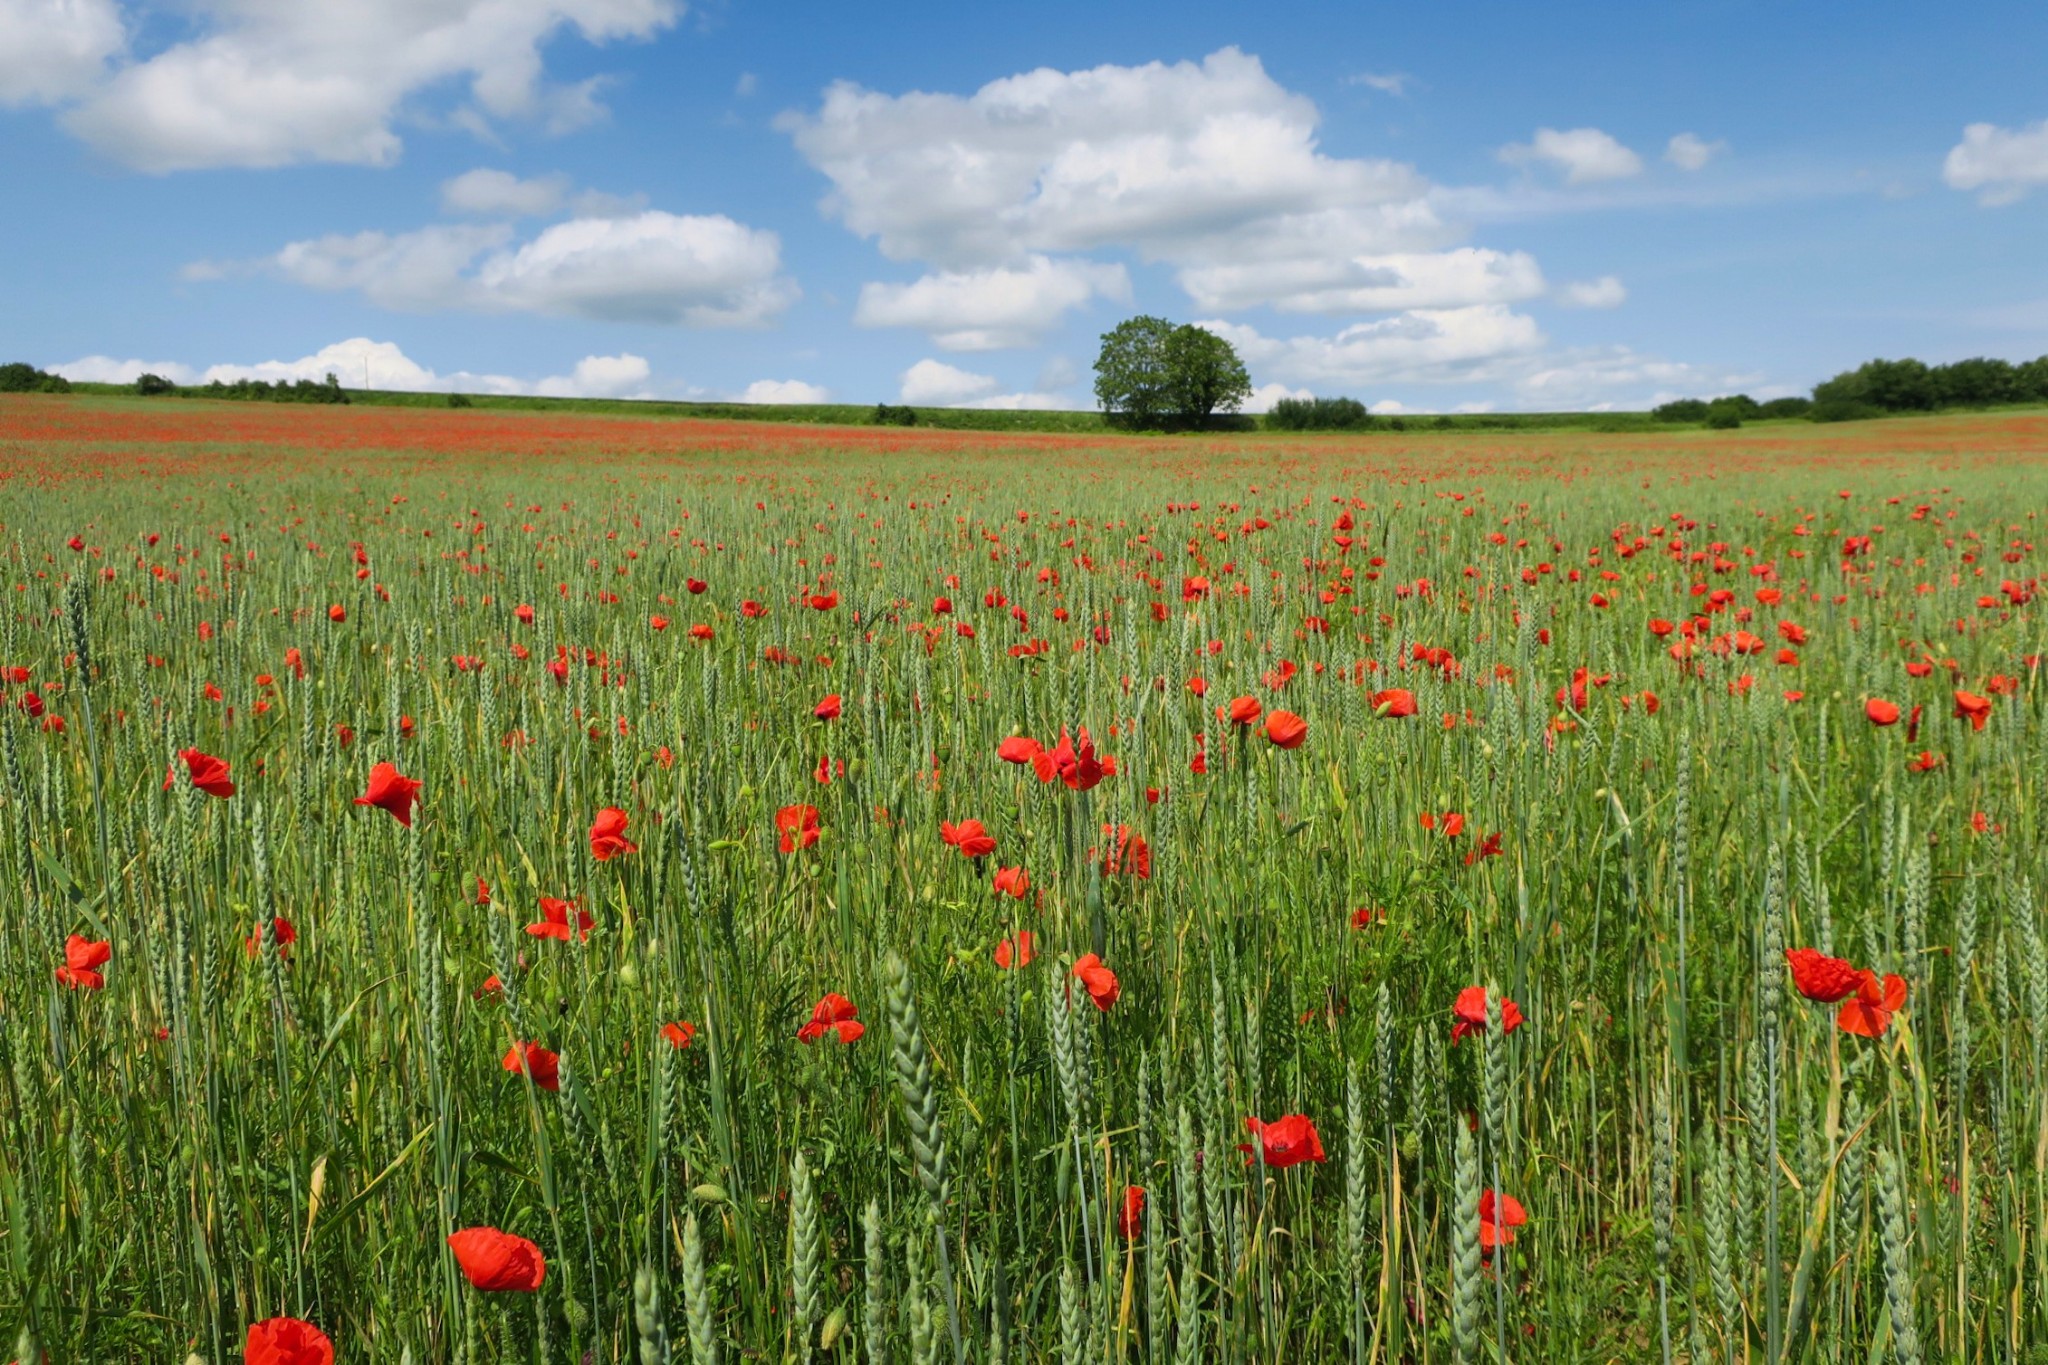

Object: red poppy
[1045,727,1106,791]
[1372,688,1418,718]
[940,818,998,859]
[589,806,638,861]
[997,735,1044,765]
[776,804,821,853]
[1463,832,1505,864]
[1837,971,1908,1038]
[526,896,592,943]
[168,747,236,798]
[245,1317,334,1365]
[1908,750,1943,772]
[327,604,346,623]
[514,603,535,624]
[244,917,297,960]
[993,865,1030,899]
[686,578,708,595]
[1953,690,1992,731]
[1099,824,1151,879]
[474,973,505,1000]
[55,934,110,990]
[993,931,1036,968]
[1451,986,1525,1043]
[661,1021,697,1049]
[501,1041,561,1091]
[1117,1186,1146,1239]
[1265,710,1308,749]
[814,694,842,721]
[474,877,491,905]
[1238,1114,1327,1168]
[1478,1190,1527,1251]
[1865,699,1900,727]
[1350,906,1383,929]
[797,993,864,1044]
[1072,953,1120,1011]
[741,599,767,618]
[447,1227,547,1292]
[1784,947,1861,1003]
[1227,696,1263,726]
[353,761,422,827]
[808,591,839,611]
[1420,811,1466,838]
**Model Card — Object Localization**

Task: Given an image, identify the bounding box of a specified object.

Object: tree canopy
[1094,316,1251,428]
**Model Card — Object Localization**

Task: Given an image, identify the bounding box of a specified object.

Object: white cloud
[1499,127,1643,185]
[1553,276,1626,309]
[56,0,680,172]
[1242,381,1313,413]
[52,337,695,398]
[854,255,1130,349]
[738,378,829,404]
[734,71,757,98]
[0,0,124,107]
[899,358,998,405]
[895,358,1067,409]
[782,47,1471,318]
[1508,349,1759,410]
[1664,132,1725,171]
[1197,306,1546,388]
[256,211,796,325]
[442,168,571,217]
[1346,71,1412,97]
[1943,119,2048,205]
[533,352,651,397]
[1368,399,1405,415]
[1180,246,1544,314]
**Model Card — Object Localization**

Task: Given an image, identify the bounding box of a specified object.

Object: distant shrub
[0,362,71,394]
[1652,399,1710,423]
[447,392,474,408]
[134,373,176,396]
[1265,395,1374,431]
[1810,398,1881,423]
[1385,416,1407,431]
[1704,408,1742,429]
[1432,414,1456,429]
[871,403,918,426]
[1757,397,1813,420]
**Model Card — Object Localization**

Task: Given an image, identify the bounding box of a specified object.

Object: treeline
[1652,353,2048,428]
[0,362,73,394]
[133,372,352,404]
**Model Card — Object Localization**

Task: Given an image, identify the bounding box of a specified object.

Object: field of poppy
[2,393,2047,1363]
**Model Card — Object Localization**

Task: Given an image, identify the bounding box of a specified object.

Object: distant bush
[0,362,72,394]
[134,373,176,396]
[1810,398,1882,423]
[1652,399,1710,423]
[1810,354,2048,414]
[871,403,918,427]
[447,392,474,408]
[1704,407,1742,429]
[1757,397,1812,419]
[192,374,349,405]
[1265,395,1374,431]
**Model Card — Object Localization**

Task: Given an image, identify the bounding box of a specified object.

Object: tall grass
[0,414,2043,1360]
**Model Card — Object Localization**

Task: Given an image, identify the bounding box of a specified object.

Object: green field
[2,395,2045,1362]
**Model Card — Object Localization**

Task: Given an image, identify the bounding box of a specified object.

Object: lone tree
[1094,315,1251,427]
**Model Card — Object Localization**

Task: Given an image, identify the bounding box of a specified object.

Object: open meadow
[3,395,2047,1362]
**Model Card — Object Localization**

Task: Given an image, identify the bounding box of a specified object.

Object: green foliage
[1812,353,2048,414]
[446,392,474,409]
[870,403,918,427]
[133,372,176,396]
[0,362,70,394]
[1266,396,1374,431]
[1651,399,1710,423]
[1094,316,1250,428]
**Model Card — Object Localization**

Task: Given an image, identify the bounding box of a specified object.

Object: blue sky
[2,0,2045,412]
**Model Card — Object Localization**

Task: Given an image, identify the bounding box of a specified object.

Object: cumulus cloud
[254,211,796,325]
[1499,127,1643,185]
[855,256,1130,349]
[1196,306,1546,388]
[0,0,124,107]
[1508,349,1760,410]
[442,168,571,217]
[738,378,830,404]
[533,352,651,397]
[1553,276,1627,309]
[896,358,1066,409]
[1241,381,1313,413]
[54,0,680,171]
[782,46,1474,322]
[50,337,710,398]
[1180,246,1544,315]
[1664,132,1725,171]
[1944,119,2048,205]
